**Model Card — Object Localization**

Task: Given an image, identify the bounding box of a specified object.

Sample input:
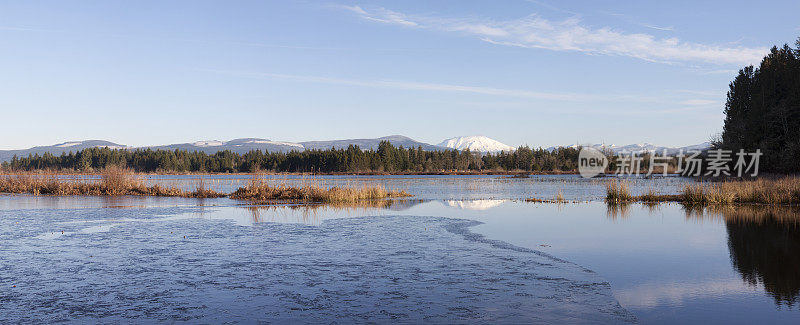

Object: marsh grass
[717,177,800,205]
[0,170,411,206]
[605,180,633,204]
[230,174,411,203]
[190,178,227,198]
[525,189,577,204]
[555,190,565,203]
[604,177,800,206]
[0,167,225,198]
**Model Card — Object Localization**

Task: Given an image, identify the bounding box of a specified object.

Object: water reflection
[239,200,800,311]
[606,203,631,219]
[444,199,507,210]
[718,206,800,307]
[6,191,800,322]
[670,204,800,308]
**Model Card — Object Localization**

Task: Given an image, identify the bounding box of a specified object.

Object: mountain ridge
[0,136,446,162]
[0,137,712,163]
[547,142,712,154]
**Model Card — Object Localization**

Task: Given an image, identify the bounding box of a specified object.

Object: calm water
[1,175,798,323]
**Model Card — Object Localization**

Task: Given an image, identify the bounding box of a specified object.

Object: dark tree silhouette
[720,38,800,172]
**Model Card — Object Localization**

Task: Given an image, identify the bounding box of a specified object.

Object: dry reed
[604,177,800,206]
[0,167,225,198]
[230,174,411,203]
[605,180,633,204]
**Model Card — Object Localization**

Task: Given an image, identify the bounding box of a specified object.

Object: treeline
[719,37,800,173]
[1,141,580,173]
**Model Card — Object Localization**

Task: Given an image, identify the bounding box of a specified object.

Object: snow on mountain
[55,142,83,148]
[226,138,304,149]
[192,140,225,147]
[0,140,130,162]
[437,136,515,153]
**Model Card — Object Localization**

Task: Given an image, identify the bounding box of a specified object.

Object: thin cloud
[343,6,417,27]
[642,24,674,31]
[343,6,766,66]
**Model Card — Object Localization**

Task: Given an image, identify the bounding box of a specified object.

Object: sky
[1,0,798,150]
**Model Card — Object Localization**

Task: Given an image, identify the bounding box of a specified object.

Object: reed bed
[230,175,411,203]
[0,166,225,198]
[605,180,633,204]
[605,177,800,206]
[0,169,415,207]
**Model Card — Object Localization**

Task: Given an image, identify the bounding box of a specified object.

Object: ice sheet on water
[0,205,634,323]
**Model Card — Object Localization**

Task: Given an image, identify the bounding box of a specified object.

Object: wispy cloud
[342,6,766,66]
[344,6,418,27]
[205,69,666,103]
[641,24,674,32]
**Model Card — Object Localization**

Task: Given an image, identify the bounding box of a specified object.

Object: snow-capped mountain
[0,140,130,163]
[437,136,515,153]
[147,138,304,154]
[548,142,712,154]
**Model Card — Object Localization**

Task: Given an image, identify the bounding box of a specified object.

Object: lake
[1,175,798,323]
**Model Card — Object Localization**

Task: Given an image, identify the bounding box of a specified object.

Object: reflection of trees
[720,206,800,307]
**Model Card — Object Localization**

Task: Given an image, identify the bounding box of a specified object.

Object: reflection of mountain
[384,199,424,211]
[443,200,507,210]
[724,208,800,306]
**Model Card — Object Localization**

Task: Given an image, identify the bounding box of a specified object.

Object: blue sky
[1,0,798,149]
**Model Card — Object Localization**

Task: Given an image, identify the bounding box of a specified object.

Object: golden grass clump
[230,175,411,203]
[100,165,144,195]
[605,180,633,204]
[680,184,734,205]
[718,177,800,205]
[677,178,799,205]
[188,178,227,198]
[555,190,565,203]
[603,177,800,206]
[627,186,683,203]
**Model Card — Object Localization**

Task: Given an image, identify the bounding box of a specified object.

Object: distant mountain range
[0,136,449,162]
[547,142,712,154]
[0,136,711,162]
[0,140,128,163]
[148,138,305,155]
